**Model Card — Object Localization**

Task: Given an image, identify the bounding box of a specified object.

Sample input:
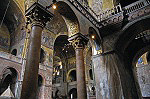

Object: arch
[56,1,80,36]
[0,0,25,33]
[115,16,150,53]
[68,88,77,99]
[40,48,45,63]
[89,69,93,80]
[38,75,43,87]
[37,74,43,99]
[0,67,18,96]
[132,46,150,67]
[114,17,150,98]
[11,49,17,56]
[69,70,76,82]
[53,35,75,58]
[67,68,76,82]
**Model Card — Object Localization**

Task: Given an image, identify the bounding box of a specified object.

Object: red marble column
[20,3,53,99]
[68,33,88,99]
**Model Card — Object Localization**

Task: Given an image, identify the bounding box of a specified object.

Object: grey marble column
[68,33,88,99]
[20,3,53,99]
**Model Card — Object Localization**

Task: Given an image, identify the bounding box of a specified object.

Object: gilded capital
[68,33,89,49]
[25,3,54,28]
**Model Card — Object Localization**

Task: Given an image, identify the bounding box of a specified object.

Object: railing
[69,0,150,26]
[0,51,22,64]
[124,0,150,14]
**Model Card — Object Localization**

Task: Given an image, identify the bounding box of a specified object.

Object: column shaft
[21,25,42,99]
[76,48,87,99]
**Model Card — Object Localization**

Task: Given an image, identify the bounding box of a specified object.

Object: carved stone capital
[68,33,89,49]
[25,3,54,28]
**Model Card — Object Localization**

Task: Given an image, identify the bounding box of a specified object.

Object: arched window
[68,88,77,99]
[38,75,43,87]
[0,68,18,96]
[37,75,43,99]
[89,69,93,80]
[40,48,45,63]
[11,49,17,56]
[69,70,76,82]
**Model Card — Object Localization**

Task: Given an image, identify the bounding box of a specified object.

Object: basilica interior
[0,0,150,99]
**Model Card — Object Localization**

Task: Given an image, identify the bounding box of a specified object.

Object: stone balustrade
[69,0,150,28]
[124,0,150,14]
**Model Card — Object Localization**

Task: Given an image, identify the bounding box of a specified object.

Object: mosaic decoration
[46,13,68,35]
[41,31,54,49]
[11,29,26,46]
[91,0,103,15]
[0,36,9,50]
[66,20,79,36]
[138,58,143,64]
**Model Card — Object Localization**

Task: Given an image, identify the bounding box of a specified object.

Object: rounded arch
[0,0,25,32]
[11,49,17,56]
[89,69,93,80]
[38,75,43,87]
[40,48,45,63]
[114,17,150,98]
[53,35,70,58]
[56,1,80,36]
[0,67,18,96]
[68,88,77,99]
[115,16,150,53]
[132,45,150,67]
[1,66,20,80]
[67,68,76,82]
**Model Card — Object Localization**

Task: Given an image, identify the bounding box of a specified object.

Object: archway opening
[115,17,150,98]
[69,70,76,82]
[11,49,17,56]
[56,1,80,36]
[0,68,18,97]
[122,29,150,98]
[89,69,93,80]
[0,0,24,53]
[68,88,77,99]
[37,75,43,98]
[40,48,45,63]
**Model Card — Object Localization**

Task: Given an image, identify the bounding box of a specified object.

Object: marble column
[68,33,88,99]
[20,3,53,99]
